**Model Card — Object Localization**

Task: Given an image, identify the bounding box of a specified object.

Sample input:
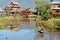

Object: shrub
[54,19,60,26]
[36,18,57,29]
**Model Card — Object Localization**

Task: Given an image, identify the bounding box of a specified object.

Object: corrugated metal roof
[51,8,60,9]
[50,2,60,4]
[10,2,18,5]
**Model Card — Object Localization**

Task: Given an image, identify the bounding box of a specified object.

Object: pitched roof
[10,2,18,5]
[50,2,60,4]
[51,8,60,9]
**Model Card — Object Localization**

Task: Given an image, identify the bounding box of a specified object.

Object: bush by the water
[36,18,60,30]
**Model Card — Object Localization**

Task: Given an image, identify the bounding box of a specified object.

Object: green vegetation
[0,16,5,18]
[0,27,5,30]
[36,18,60,31]
[50,0,54,2]
[0,0,59,31]
[54,19,60,26]
[35,0,49,15]
[35,0,51,20]
[0,15,26,29]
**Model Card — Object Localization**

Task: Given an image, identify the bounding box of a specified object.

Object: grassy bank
[0,15,26,30]
[36,18,60,31]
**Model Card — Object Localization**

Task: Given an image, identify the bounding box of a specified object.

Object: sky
[0,0,60,9]
[0,0,35,9]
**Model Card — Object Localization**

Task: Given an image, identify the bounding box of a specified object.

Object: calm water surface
[0,19,60,40]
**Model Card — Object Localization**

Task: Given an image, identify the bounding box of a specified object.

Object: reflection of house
[4,1,30,15]
[6,24,19,31]
[51,2,60,14]
[9,26,19,31]
[5,21,20,31]
[20,19,30,22]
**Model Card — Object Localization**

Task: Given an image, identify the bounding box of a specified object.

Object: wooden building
[4,1,30,15]
[51,2,60,14]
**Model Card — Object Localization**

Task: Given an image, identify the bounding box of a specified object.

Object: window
[58,6,60,7]
[56,10,59,12]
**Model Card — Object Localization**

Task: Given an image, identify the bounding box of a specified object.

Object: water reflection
[0,18,60,40]
[36,30,60,40]
[49,31,60,40]
[0,30,35,40]
[4,20,20,31]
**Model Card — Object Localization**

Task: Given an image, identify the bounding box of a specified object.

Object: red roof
[5,6,10,8]
[10,2,18,5]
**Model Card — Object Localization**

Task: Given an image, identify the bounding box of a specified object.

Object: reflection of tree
[35,32,44,40]
[50,31,55,40]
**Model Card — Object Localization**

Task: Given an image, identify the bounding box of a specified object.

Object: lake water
[0,18,60,40]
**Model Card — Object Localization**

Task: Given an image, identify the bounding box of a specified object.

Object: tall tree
[50,0,54,2]
[35,0,48,7]
[35,0,49,15]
